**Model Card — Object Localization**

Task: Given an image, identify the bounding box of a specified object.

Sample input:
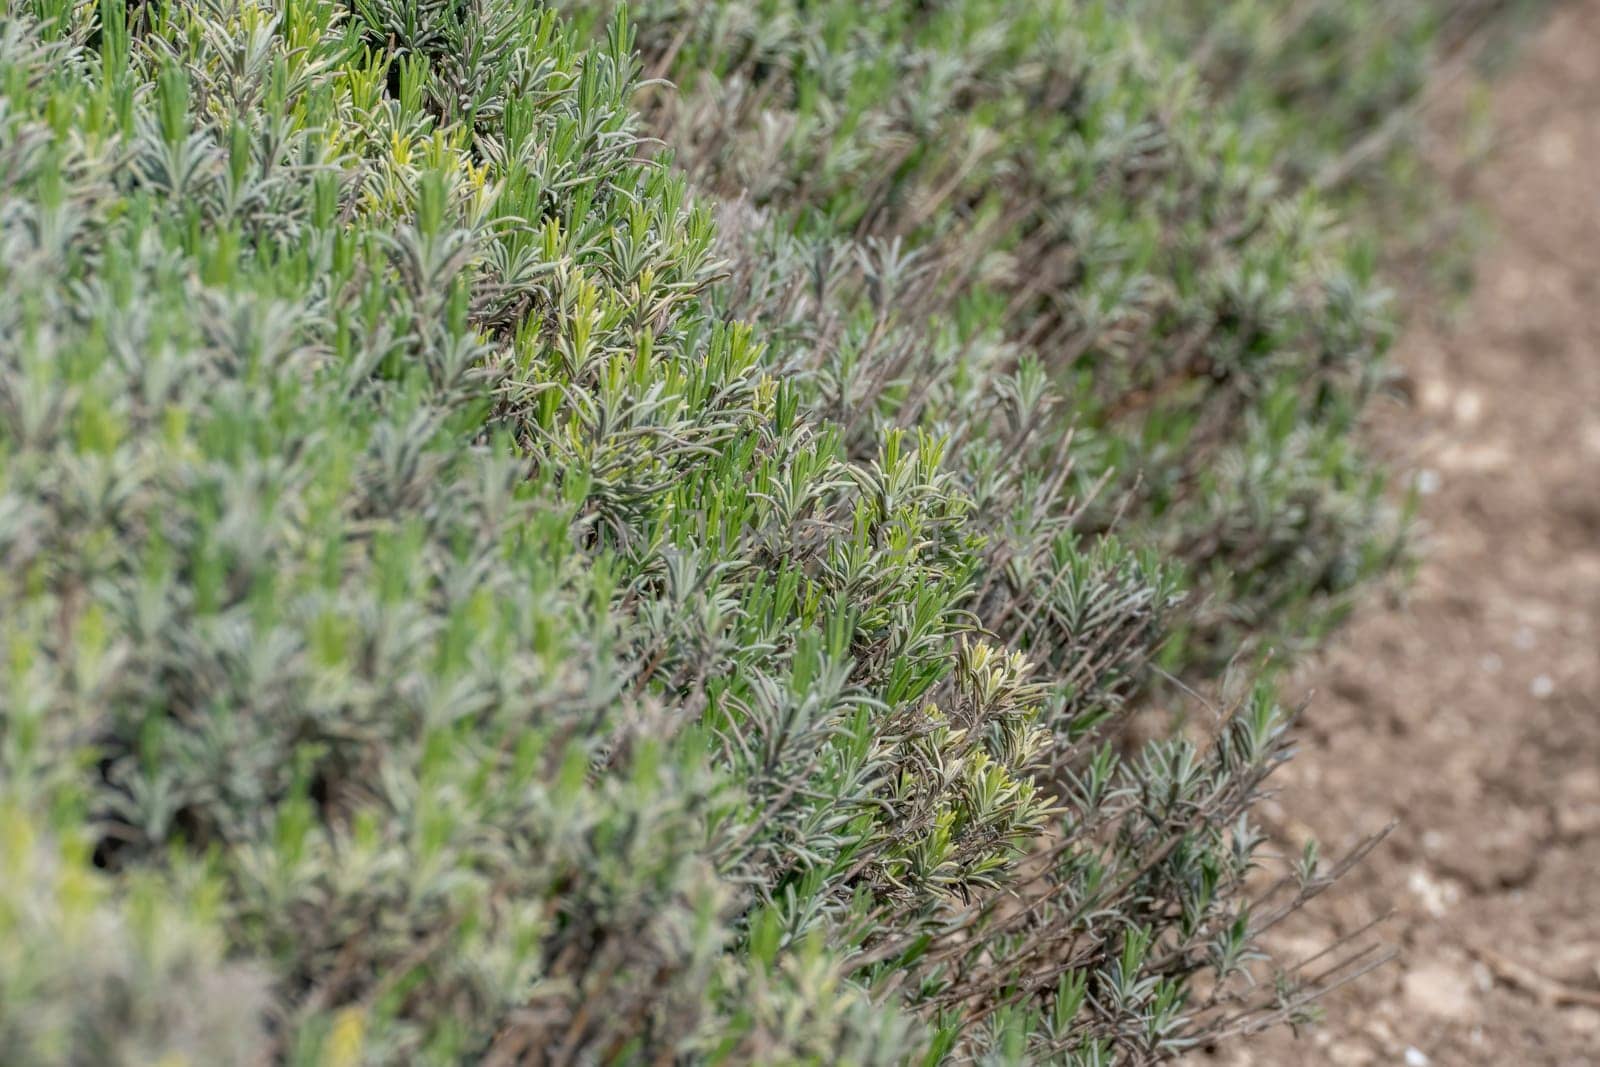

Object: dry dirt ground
[1196,4,1600,1065]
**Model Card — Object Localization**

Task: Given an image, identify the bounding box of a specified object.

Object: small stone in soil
[1403,960,1477,1020]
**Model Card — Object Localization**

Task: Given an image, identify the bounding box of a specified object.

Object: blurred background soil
[1196,3,1600,1064]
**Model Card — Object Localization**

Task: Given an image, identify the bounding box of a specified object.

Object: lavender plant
[0,0,1456,1062]
[596,0,1427,671]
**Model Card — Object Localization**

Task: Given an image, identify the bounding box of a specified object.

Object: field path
[1202,4,1600,1064]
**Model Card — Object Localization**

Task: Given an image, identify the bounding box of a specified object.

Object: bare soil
[1199,4,1600,1065]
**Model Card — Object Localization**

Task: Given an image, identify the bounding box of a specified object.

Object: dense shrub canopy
[0,0,1444,1063]
[607,0,1413,671]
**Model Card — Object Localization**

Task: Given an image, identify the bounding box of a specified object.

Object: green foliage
[610,0,1421,670]
[0,0,1461,1062]
[0,804,270,1064]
